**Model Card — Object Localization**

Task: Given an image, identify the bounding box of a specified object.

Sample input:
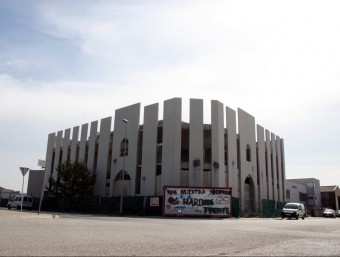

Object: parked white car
[281,202,305,220]
[7,195,33,210]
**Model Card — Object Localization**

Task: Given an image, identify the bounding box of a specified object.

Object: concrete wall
[226,107,238,197]
[52,130,63,181]
[78,123,88,163]
[276,136,283,201]
[271,133,278,201]
[70,126,79,163]
[211,100,226,187]
[44,133,56,190]
[110,103,141,196]
[27,170,45,197]
[281,139,286,201]
[257,125,267,204]
[189,99,204,187]
[140,103,159,196]
[61,128,71,163]
[288,178,321,207]
[161,98,182,190]
[286,180,307,205]
[238,108,258,212]
[265,129,273,200]
[95,117,112,196]
[87,121,98,173]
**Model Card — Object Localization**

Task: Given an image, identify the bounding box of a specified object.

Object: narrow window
[246,144,251,162]
[120,138,129,157]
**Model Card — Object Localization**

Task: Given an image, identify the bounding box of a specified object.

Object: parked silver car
[323,208,336,218]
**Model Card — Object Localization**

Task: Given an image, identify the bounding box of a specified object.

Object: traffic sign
[19,167,29,176]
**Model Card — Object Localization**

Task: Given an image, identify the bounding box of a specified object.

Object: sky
[0,0,339,192]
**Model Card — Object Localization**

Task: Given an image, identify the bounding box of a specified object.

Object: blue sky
[0,0,339,191]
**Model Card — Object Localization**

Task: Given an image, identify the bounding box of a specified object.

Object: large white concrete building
[43,98,286,213]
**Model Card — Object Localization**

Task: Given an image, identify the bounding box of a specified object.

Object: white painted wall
[44,132,56,190]
[226,106,238,197]
[189,98,204,186]
[140,103,159,196]
[61,128,71,163]
[110,103,141,196]
[257,125,267,204]
[95,117,112,196]
[211,100,225,187]
[271,132,278,201]
[238,108,258,211]
[53,130,63,181]
[70,126,79,163]
[161,98,182,189]
[78,123,88,163]
[265,129,273,200]
[87,121,98,174]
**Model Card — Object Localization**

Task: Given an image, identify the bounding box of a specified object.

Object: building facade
[286,178,321,216]
[43,98,286,213]
[321,186,340,211]
[27,170,45,198]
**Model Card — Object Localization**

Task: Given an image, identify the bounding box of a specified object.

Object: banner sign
[163,186,232,218]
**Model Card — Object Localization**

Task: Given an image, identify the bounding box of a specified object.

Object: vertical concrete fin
[141,103,159,196]
[189,98,204,186]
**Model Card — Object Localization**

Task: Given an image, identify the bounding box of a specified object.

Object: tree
[48,162,96,198]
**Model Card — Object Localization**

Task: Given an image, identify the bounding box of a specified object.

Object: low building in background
[0,187,20,207]
[286,178,321,216]
[321,185,340,211]
[27,170,45,198]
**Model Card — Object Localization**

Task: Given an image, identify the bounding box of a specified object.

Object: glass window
[120,138,129,157]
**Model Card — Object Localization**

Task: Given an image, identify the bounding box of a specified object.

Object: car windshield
[324,209,333,212]
[284,204,298,209]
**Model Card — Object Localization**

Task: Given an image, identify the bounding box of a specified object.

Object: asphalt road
[0,208,339,256]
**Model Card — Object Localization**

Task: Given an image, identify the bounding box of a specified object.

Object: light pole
[19,167,29,212]
[38,159,46,215]
[120,118,128,215]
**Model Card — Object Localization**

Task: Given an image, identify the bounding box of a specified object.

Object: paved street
[0,208,340,256]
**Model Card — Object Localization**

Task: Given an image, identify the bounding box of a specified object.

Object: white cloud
[1,0,340,190]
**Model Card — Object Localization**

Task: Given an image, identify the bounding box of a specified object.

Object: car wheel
[296,214,299,220]
[302,216,305,220]
[7,205,11,210]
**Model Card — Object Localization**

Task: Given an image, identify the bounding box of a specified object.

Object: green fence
[232,197,240,218]
[38,195,163,216]
[230,198,285,218]
[3,195,283,218]
[261,199,286,217]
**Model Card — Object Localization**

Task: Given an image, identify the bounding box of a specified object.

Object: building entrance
[244,176,256,214]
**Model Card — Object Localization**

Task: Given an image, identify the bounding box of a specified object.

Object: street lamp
[19,167,29,212]
[120,118,128,215]
[38,159,46,215]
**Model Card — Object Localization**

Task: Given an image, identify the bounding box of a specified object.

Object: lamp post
[120,118,128,215]
[38,159,46,215]
[19,167,29,212]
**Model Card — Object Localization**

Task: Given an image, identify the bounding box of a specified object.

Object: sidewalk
[0,208,58,219]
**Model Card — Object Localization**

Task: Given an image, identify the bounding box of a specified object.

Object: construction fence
[1,196,284,218]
